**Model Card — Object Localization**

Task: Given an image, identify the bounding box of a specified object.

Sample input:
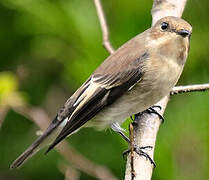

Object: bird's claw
[130,105,163,123]
[123,145,156,168]
[146,106,164,123]
[151,105,162,111]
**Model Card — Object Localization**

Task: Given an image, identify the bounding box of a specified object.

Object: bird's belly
[90,81,170,129]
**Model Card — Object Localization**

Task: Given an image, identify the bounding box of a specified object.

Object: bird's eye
[161,22,169,30]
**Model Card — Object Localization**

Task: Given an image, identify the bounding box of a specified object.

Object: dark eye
[161,22,169,30]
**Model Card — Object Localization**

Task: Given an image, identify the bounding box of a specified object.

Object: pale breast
[90,55,184,129]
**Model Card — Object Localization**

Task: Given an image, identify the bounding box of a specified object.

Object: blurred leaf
[0,72,17,96]
[0,72,26,107]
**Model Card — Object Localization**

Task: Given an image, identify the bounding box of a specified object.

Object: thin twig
[94,0,114,54]
[64,166,80,180]
[171,83,209,95]
[58,163,80,180]
[129,123,136,180]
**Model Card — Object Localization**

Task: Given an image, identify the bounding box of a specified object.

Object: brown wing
[93,31,149,88]
[46,31,150,153]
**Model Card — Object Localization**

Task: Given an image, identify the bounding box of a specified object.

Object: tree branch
[58,163,80,180]
[171,83,209,95]
[125,96,169,180]
[129,123,136,180]
[94,0,114,54]
[151,0,187,26]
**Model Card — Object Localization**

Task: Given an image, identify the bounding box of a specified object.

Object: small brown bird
[11,16,192,168]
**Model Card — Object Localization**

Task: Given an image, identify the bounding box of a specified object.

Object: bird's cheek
[150,30,164,40]
[177,41,189,64]
[158,41,173,57]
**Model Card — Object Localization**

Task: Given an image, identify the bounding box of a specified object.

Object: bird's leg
[123,145,156,168]
[144,105,164,123]
[111,122,156,167]
[111,122,130,143]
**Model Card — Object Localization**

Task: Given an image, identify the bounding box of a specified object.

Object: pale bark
[171,84,209,95]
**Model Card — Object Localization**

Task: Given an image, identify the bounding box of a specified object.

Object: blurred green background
[0,0,209,179]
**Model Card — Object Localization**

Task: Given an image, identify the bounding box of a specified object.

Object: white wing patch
[69,80,101,121]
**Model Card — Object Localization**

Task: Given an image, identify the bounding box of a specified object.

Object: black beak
[177,29,191,38]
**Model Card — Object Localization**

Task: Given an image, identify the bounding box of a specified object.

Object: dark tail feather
[10,119,61,169]
[10,139,41,169]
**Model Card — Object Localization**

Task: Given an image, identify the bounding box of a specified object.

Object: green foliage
[0,72,17,98]
[0,0,209,180]
[0,72,26,107]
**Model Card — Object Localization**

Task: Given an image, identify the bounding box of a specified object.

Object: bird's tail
[10,138,43,169]
[10,118,67,169]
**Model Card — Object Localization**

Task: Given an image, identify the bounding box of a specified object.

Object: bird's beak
[177,29,191,38]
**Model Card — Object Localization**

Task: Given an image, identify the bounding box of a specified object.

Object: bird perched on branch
[11,16,192,168]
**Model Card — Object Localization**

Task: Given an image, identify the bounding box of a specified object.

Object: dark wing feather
[46,68,143,153]
[56,77,91,121]
[46,31,150,152]
[45,86,109,153]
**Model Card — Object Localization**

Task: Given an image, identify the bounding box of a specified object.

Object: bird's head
[149,16,192,64]
[150,16,192,40]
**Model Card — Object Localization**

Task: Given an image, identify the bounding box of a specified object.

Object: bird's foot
[151,105,162,111]
[111,123,156,167]
[123,145,156,168]
[145,105,164,123]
